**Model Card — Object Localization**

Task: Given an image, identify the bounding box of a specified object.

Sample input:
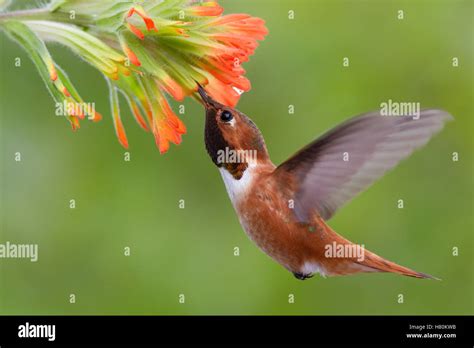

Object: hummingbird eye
[220,110,233,122]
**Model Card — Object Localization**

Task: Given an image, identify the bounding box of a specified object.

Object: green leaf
[24,20,125,76]
[2,20,63,103]
[1,20,82,127]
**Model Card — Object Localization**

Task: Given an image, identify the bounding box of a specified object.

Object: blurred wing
[275,109,453,222]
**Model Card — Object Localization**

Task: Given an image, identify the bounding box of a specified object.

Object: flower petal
[127,22,145,40]
[128,6,158,32]
[107,78,129,149]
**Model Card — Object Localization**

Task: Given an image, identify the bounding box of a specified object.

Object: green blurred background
[0,0,473,315]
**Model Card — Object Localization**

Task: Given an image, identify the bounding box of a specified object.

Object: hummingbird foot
[293,272,314,281]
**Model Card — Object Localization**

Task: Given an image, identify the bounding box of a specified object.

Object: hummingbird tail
[355,250,440,280]
[314,218,439,280]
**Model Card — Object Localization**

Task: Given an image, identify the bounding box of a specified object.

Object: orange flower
[196,14,268,106]
[126,5,158,39]
[48,62,58,81]
[121,41,141,66]
[126,22,145,40]
[113,114,129,149]
[5,0,268,153]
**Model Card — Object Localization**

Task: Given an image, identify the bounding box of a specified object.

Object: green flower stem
[0,8,50,22]
[0,8,93,26]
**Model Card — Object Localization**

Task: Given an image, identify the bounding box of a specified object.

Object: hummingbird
[197,86,452,280]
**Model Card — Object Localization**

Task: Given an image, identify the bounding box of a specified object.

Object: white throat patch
[219,163,255,207]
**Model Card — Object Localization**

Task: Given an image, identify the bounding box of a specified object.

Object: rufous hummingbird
[198,85,452,280]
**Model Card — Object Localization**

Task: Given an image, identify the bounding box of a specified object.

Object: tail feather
[356,250,440,280]
[314,217,439,280]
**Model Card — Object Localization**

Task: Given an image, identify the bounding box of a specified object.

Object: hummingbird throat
[217,146,259,179]
[205,130,258,179]
[205,118,258,180]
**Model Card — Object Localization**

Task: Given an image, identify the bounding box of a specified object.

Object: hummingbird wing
[274,109,452,222]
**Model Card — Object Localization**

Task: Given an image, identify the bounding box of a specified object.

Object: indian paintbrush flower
[0,0,268,153]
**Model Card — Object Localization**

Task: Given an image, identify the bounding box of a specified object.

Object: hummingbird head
[197,85,269,179]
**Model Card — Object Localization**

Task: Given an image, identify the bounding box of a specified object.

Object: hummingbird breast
[219,162,325,275]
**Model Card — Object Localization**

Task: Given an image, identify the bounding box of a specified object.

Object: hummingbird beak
[196,83,219,110]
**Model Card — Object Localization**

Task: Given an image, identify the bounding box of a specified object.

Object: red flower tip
[151,109,186,154]
[122,43,141,66]
[68,104,85,120]
[203,76,242,107]
[160,96,187,135]
[91,111,102,122]
[113,113,129,149]
[127,22,145,40]
[172,115,186,135]
[143,17,158,32]
[62,87,71,97]
[70,116,80,131]
[157,139,169,154]
[130,102,149,131]
[152,121,170,154]
[49,64,58,81]
[127,6,158,33]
